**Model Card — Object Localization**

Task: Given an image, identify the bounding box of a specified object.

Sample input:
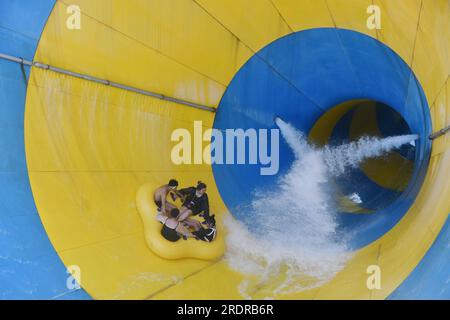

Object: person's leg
[154,200,162,212]
[179,206,188,214]
[176,224,194,240]
[182,218,202,231]
[177,207,193,222]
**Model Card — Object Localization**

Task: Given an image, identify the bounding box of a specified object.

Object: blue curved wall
[212,28,432,249]
[0,0,89,299]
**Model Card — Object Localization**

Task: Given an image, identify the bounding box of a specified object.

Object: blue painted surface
[327,103,404,212]
[0,0,89,299]
[389,215,450,300]
[212,28,432,249]
[377,104,412,143]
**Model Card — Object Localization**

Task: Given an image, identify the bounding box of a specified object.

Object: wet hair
[168,179,178,187]
[170,208,180,218]
[196,181,207,191]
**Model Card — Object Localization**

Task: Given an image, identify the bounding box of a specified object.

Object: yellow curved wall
[24,0,449,299]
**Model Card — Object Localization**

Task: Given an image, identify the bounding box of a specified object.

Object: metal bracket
[429,125,450,140]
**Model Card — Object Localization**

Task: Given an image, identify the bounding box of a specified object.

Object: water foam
[224,118,418,299]
[323,134,419,176]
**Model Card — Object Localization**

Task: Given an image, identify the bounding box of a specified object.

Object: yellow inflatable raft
[136,183,225,260]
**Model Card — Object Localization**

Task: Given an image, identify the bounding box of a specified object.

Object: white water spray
[224,118,418,299]
[323,134,419,176]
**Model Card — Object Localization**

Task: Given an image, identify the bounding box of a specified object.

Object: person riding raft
[155,181,216,242]
[177,181,210,222]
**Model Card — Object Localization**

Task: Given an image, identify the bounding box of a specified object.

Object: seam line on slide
[191,0,326,112]
[324,0,338,28]
[57,231,141,254]
[268,0,295,33]
[56,0,228,89]
[145,259,223,299]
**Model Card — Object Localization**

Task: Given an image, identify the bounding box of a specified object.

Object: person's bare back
[153,179,179,215]
[153,185,168,202]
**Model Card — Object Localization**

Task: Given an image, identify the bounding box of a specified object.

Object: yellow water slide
[0,0,448,299]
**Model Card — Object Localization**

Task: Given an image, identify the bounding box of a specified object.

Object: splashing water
[224,118,418,299]
[323,134,419,176]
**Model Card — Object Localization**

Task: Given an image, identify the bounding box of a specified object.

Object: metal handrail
[0,52,216,113]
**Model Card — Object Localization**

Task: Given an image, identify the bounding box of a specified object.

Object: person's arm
[178,187,195,206]
[156,213,167,224]
[201,194,210,216]
[161,193,167,213]
[171,189,184,200]
[169,190,177,201]
[178,187,194,197]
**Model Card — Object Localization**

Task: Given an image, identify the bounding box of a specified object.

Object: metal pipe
[0,53,33,66]
[1,52,216,113]
[429,125,450,140]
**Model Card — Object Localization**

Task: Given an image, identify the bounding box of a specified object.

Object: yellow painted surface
[431,79,449,156]
[58,0,253,87]
[37,1,225,108]
[271,0,334,31]
[373,0,422,64]
[308,99,364,146]
[326,0,377,38]
[194,0,292,52]
[25,0,450,299]
[411,0,450,105]
[359,156,413,192]
[447,80,450,150]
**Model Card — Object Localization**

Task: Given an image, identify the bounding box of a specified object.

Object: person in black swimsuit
[177,182,210,226]
[156,208,193,242]
[192,214,217,242]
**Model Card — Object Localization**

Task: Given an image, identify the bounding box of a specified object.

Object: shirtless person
[153,179,179,216]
